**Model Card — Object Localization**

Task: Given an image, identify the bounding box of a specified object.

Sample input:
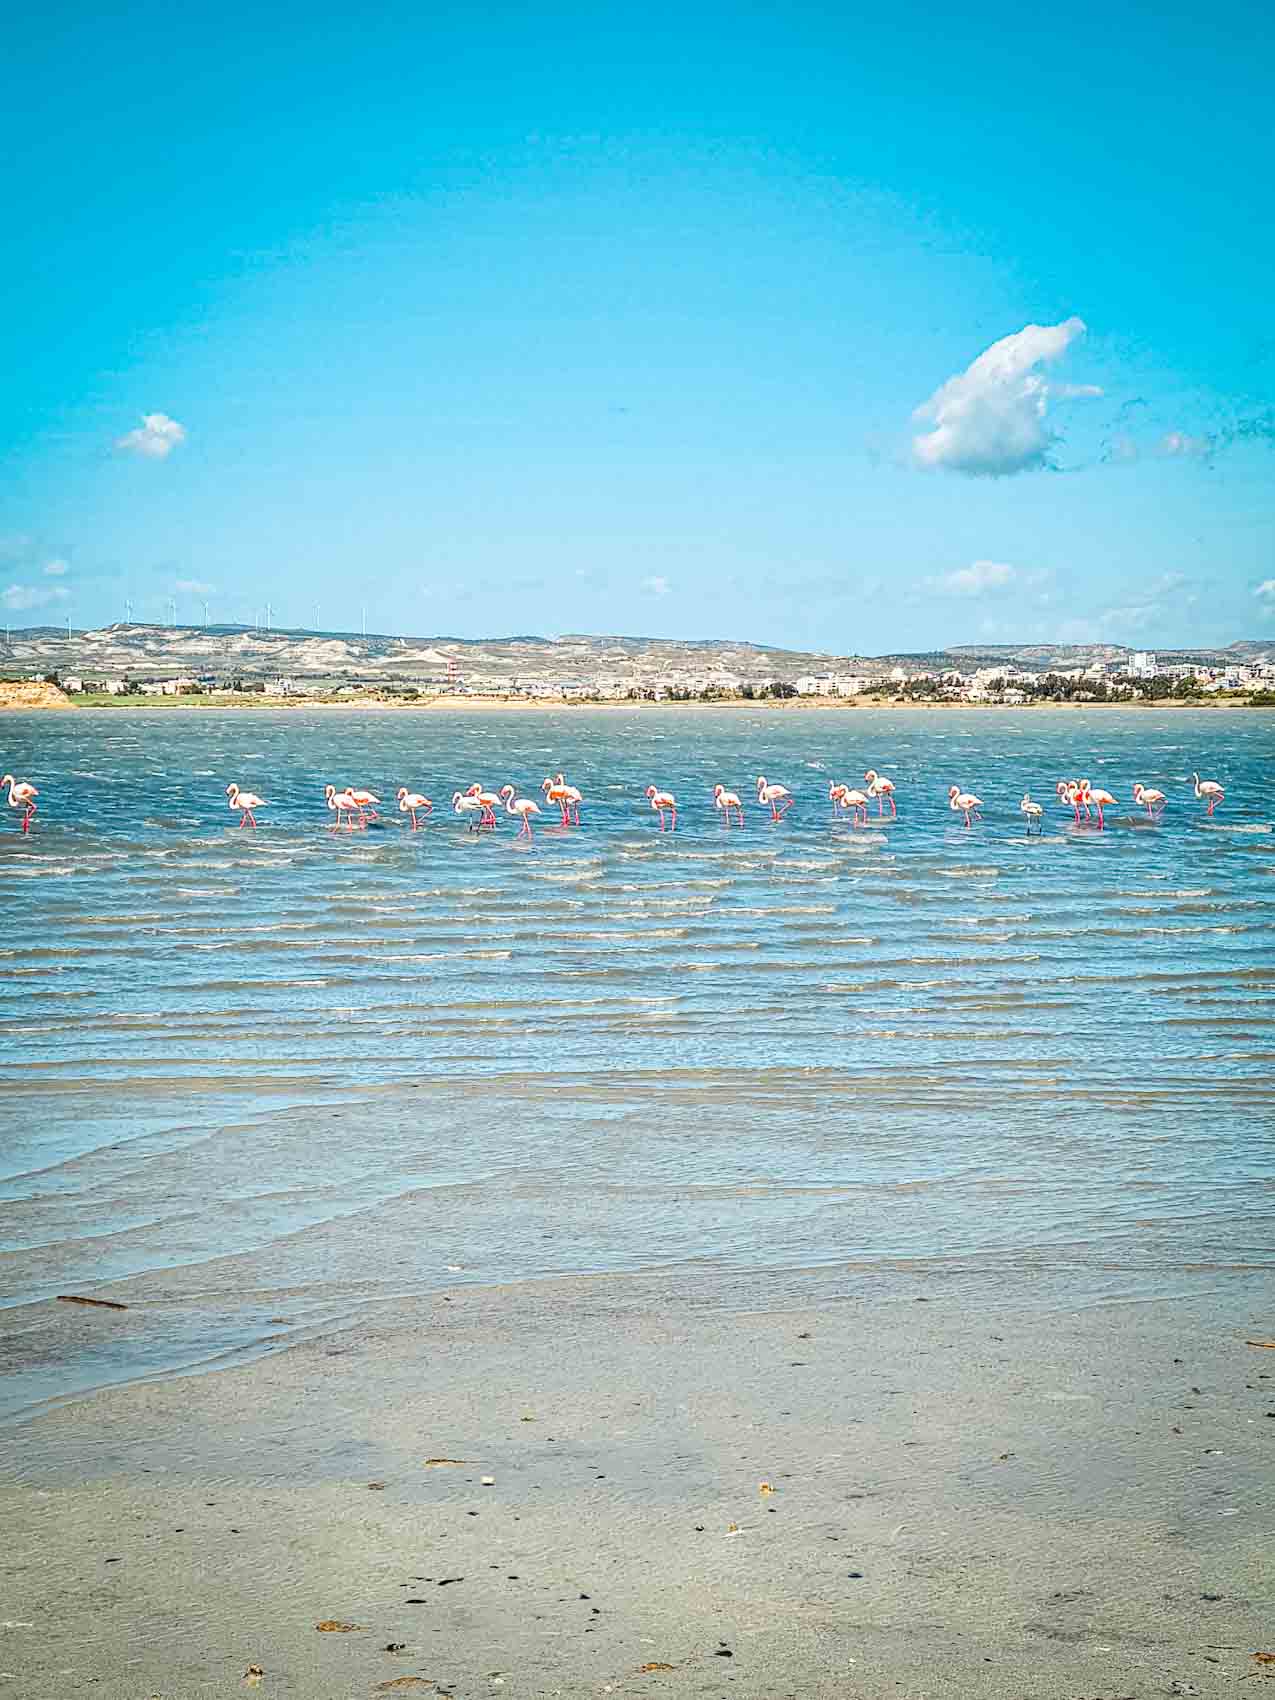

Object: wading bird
[713,784,745,826]
[645,785,677,831]
[1,774,38,833]
[1079,780,1117,831]
[1020,793,1043,834]
[756,776,793,820]
[542,773,583,825]
[1132,782,1167,821]
[324,783,361,830]
[452,790,487,830]
[830,783,869,825]
[465,784,501,827]
[863,769,897,817]
[500,784,542,838]
[397,787,432,829]
[948,785,983,828]
[1056,780,1084,825]
[347,787,380,824]
[225,782,266,828]
[1191,772,1224,815]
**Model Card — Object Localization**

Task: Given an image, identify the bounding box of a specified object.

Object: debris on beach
[725,1523,741,1537]
[637,1662,677,1672]
[1246,1340,1275,1349]
[422,1458,471,1467]
[758,1481,775,1495]
[244,1666,264,1687]
[56,1293,128,1310]
[481,1475,495,1485]
[368,1481,386,1490]
[374,1680,436,1692]
[315,1619,361,1632]
[385,1642,407,1652]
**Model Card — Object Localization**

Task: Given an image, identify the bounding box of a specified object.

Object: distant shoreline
[32,692,1275,712]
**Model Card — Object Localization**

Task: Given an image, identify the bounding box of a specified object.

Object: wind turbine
[202,600,210,627]
[167,596,177,627]
[265,601,274,632]
[125,597,133,624]
[361,604,367,638]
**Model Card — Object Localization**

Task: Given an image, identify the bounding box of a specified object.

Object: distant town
[3,622,1274,706]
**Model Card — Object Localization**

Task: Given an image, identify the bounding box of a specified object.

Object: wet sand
[4,1270,1272,1698]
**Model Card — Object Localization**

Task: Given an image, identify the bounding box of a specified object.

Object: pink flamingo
[1079,780,1117,830]
[830,783,869,825]
[542,773,583,825]
[1132,782,1167,821]
[713,784,745,826]
[1192,771,1224,815]
[948,785,983,827]
[1,774,38,833]
[397,787,432,829]
[756,776,792,820]
[347,787,380,824]
[863,769,897,817]
[1020,793,1044,834]
[465,784,501,828]
[1056,780,1084,825]
[225,782,266,828]
[645,785,677,831]
[452,790,487,831]
[324,783,360,831]
[500,784,542,839]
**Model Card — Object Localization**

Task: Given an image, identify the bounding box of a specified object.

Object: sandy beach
[5,1270,1272,1699]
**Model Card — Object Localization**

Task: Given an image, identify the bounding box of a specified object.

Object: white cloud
[2,583,70,612]
[928,559,1018,596]
[641,575,671,596]
[116,412,187,459]
[175,578,215,595]
[912,317,1101,477]
[1159,431,1211,458]
[1255,579,1275,601]
[43,558,69,576]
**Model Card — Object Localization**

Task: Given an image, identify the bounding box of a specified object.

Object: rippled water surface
[2,707,1273,1419]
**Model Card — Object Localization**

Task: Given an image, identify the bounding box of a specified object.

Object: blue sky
[3,0,1273,651]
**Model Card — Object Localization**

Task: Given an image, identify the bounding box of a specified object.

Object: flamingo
[347,787,380,824]
[756,776,793,820]
[713,784,745,826]
[1,774,38,833]
[948,784,983,827]
[465,784,501,828]
[1079,779,1117,831]
[397,787,432,829]
[452,790,487,831]
[1132,782,1167,821]
[1019,793,1044,834]
[863,769,897,817]
[645,785,677,831]
[830,783,869,826]
[1056,780,1083,825]
[225,782,266,829]
[542,773,583,826]
[324,783,360,831]
[500,784,542,839]
[1192,772,1224,815]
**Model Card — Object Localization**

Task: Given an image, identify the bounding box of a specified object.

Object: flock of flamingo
[0,767,1230,837]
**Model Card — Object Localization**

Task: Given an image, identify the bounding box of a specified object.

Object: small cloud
[1255,578,1275,602]
[43,558,70,576]
[1159,431,1211,459]
[912,316,1100,477]
[928,559,1018,596]
[116,412,187,459]
[641,575,671,597]
[174,578,215,595]
[2,582,70,612]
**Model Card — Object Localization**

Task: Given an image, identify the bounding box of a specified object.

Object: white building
[1128,651,1158,678]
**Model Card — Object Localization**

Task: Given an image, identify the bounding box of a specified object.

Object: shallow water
[1,707,1273,1420]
